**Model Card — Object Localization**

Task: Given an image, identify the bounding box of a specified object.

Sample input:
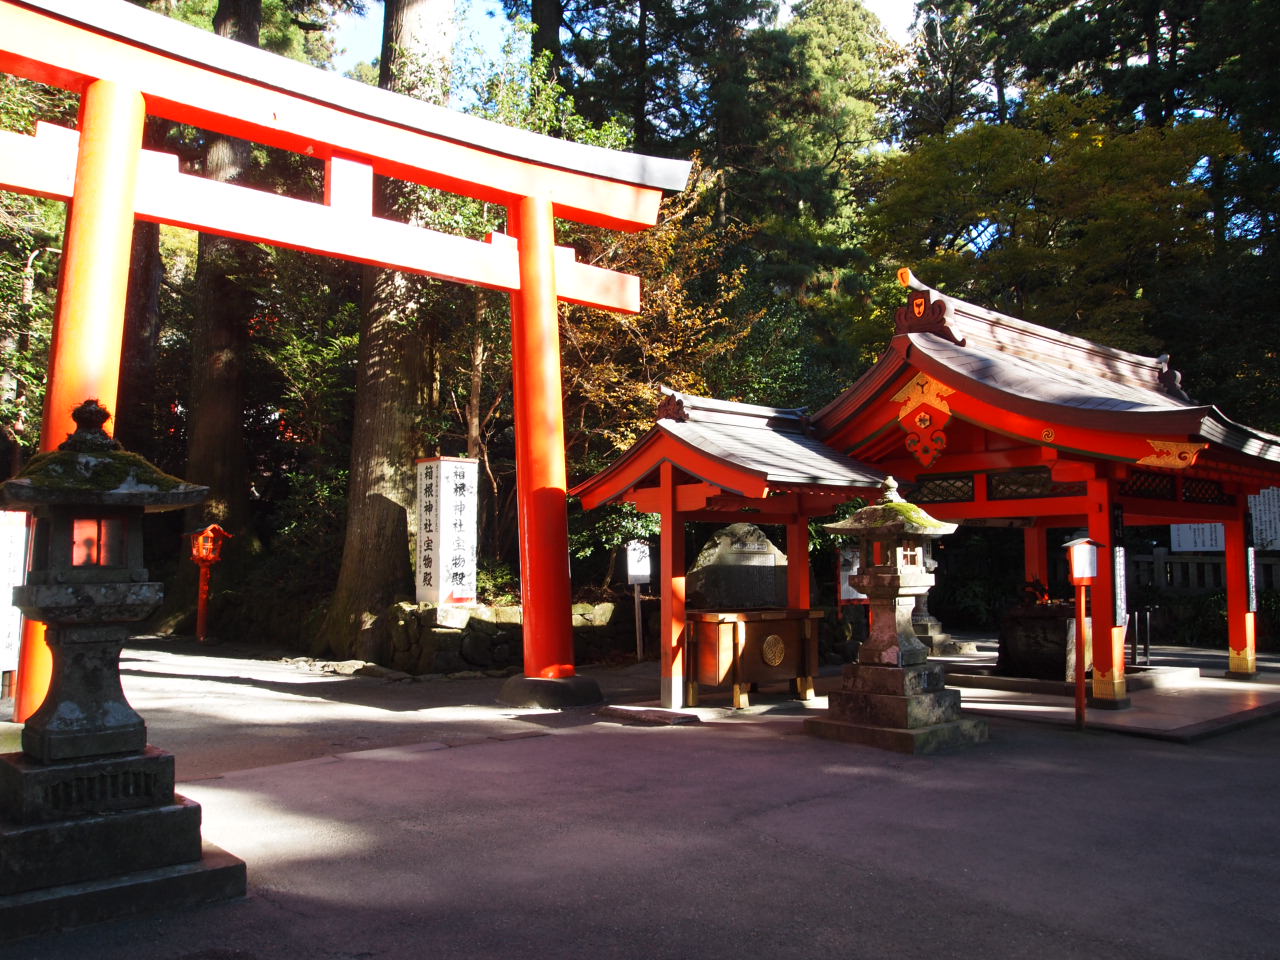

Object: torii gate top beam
[0,0,690,232]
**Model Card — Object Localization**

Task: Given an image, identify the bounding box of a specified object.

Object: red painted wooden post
[1023,523,1048,590]
[786,518,810,609]
[508,195,575,679]
[659,462,687,708]
[1224,510,1256,677]
[15,79,145,722]
[1086,477,1126,705]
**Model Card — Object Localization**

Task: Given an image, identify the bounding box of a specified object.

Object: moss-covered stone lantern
[804,478,986,754]
[821,476,956,668]
[3,400,207,761]
[0,401,243,927]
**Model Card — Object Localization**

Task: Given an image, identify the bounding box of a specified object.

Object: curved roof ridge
[659,385,808,428]
[898,269,1184,403]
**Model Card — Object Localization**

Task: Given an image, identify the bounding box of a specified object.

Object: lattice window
[1120,470,1176,500]
[987,468,1088,500]
[1181,477,1232,505]
[909,475,975,503]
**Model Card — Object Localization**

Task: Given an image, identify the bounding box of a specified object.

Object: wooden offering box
[687,608,823,708]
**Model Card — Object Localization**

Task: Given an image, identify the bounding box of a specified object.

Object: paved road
[2,640,1279,959]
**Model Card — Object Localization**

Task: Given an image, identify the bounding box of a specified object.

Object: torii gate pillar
[499,196,602,706]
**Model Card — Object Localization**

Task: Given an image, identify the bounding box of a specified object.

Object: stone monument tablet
[686,522,787,609]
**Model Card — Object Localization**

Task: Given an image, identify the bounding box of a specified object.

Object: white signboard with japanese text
[626,539,651,585]
[416,457,478,606]
[0,510,26,674]
[1249,487,1280,550]
[1170,523,1225,553]
[1170,490,1280,553]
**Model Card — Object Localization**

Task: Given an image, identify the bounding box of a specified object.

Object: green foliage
[0,77,74,471]
[930,527,1027,630]
[868,92,1237,351]
[6,0,1277,639]
[476,558,521,606]
[139,0,349,66]
[567,499,658,561]
[806,497,866,559]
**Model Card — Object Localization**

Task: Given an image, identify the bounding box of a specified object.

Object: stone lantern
[827,476,955,669]
[804,478,987,753]
[0,400,244,936]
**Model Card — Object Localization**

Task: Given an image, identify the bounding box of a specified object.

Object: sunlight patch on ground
[181,780,375,862]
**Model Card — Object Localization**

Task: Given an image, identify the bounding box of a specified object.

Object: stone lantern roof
[822,477,957,540]
[1,400,206,512]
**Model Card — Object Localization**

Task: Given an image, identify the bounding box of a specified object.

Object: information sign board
[416,457,478,605]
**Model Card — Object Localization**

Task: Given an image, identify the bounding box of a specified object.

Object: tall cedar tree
[314,0,448,659]
[184,0,262,574]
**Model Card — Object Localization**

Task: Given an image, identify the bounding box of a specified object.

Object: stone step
[927,638,979,656]
[0,841,245,943]
[826,687,962,729]
[840,662,947,696]
[804,715,988,755]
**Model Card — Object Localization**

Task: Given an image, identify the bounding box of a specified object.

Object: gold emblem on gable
[891,374,954,420]
[1137,439,1207,470]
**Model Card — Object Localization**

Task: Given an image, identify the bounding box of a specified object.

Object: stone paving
[1,638,1279,958]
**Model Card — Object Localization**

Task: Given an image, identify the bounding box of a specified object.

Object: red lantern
[190,523,231,567]
[189,524,232,643]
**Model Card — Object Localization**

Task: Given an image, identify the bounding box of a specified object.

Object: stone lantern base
[0,744,245,942]
[805,661,988,754]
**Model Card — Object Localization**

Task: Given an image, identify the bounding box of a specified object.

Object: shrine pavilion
[577,270,1280,709]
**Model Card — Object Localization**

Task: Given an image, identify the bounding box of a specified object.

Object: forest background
[1,0,1277,659]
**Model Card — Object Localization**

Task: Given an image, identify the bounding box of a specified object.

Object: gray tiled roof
[659,390,885,488]
[916,286,1194,413]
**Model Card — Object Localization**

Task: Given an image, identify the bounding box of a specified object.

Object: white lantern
[1063,537,1101,586]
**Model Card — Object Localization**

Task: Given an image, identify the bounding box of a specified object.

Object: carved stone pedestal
[804,662,988,754]
[0,745,245,942]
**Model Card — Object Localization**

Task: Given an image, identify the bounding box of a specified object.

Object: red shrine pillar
[14,79,145,722]
[507,195,577,681]
[786,518,810,609]
[1086,477,1129,706]
[1023,522,1049,589]
[659,462,688,708]
[1224,507,1257,677]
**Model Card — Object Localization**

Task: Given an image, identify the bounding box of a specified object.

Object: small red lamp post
[190,524,231,644]
[1063,537,1101,731]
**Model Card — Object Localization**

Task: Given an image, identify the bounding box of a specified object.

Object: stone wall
[379,599,863,677]
[382,601,642,676]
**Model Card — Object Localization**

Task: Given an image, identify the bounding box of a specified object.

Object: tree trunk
[116,220,161,457]
[531,0,563,83]
[315,0,451,659]
[634,0,650,152]
[466,290,486,460]
[184,0,261,571]
[313,263,420,659]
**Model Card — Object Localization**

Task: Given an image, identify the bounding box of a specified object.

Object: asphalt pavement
[2,638,1279,959]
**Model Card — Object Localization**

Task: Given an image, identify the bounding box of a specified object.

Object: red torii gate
[0,0,691,717]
